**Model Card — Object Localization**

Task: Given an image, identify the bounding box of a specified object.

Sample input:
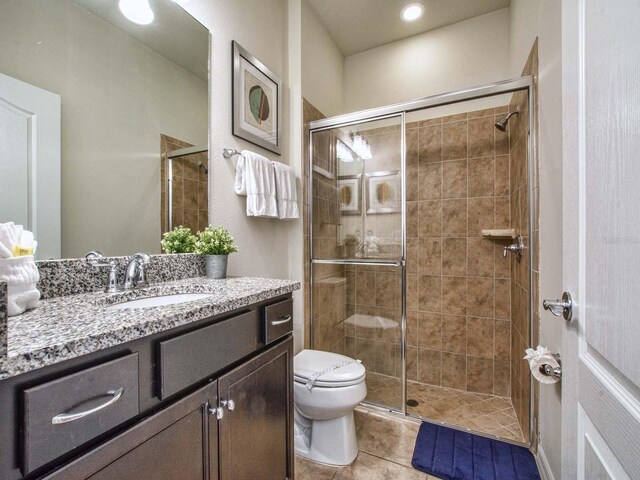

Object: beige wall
[0,0,208,258]
[302,2,345,118]
[510,1,564,479]
[343,8,511,113]
[184,0,292,282]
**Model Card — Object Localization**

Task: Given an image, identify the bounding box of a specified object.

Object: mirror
[0,0,210,259]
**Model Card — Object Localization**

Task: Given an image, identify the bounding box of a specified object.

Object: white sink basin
[107,293,215,310]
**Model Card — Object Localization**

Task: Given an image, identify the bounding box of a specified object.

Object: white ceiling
[75,0,209,80]
[306,0,511,56]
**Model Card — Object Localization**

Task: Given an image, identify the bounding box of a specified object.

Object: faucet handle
[86,251,107,266]
[85,252,119,293]
[132,253,151,288]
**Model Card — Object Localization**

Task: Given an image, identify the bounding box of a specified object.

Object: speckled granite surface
[0,283,6,360]
[0,276,299,380]
[37,254,205,299]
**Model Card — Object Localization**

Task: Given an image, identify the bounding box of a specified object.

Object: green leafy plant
[195,226,238,255]
[344,233,359,246]
[161,226,197,254]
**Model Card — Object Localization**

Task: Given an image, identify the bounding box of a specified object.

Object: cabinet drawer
[263,298,293,344]
[22,353,139,475]
[158,311,259,400]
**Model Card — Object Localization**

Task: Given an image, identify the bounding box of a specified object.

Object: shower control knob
[503,235,524,261]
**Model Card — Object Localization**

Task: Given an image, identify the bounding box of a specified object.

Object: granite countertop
[0,276,300,380]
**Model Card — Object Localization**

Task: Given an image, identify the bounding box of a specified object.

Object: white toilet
[293,349,367,466]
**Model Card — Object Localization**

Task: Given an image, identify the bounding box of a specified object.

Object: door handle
[221,399,235,412]
[208,406,224,419]
[543,292,573,321]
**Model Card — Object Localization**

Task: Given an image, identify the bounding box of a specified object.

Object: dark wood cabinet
[44,337,293,480]
[218,337,293,480]
[0,294,294,480]
[46,381,219,480]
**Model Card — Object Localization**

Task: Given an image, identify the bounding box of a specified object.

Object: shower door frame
[308,75,536,447]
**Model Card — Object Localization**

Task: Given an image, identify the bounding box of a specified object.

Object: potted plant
[161,226,197,253]
[195,226,238,279]
[344,233,359,259]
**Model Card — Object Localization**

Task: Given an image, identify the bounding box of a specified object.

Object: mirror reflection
[0,0,210,259]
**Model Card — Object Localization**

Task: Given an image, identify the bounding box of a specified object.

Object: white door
[0,73,61,259]
[562,0,640,479]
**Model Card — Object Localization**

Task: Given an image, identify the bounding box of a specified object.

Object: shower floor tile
[365,372,525,443]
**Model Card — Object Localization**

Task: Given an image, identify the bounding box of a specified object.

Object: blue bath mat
[411,422,540,480]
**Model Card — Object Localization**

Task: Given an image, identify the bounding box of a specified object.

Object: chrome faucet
[123,253,151,290]
[86,251,151,293]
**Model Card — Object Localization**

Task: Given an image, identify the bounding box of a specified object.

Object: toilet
[293,349,367,466]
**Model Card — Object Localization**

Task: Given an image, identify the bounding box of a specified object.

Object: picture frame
[366,170,401,214]
[337,174,362,215]
[232,41,282,155]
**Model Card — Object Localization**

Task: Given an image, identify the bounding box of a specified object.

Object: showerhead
[494,109,520,132]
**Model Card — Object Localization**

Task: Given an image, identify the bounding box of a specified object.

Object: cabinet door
[218,338,293,480]
[45,381,219,480]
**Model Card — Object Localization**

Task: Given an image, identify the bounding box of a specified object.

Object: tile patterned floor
[296,409,439,480]
[366,372,525,443]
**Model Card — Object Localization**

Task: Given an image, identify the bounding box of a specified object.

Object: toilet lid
[294,350,366,387]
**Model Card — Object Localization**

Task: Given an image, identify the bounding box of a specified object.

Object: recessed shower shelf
[482,229,516,239]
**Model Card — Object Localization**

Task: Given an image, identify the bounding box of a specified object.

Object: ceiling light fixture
[401,2,425,22]
[119,0,154,25]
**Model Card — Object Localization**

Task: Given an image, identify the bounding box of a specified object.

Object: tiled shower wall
[339,109,514,397]
[406,109,513,396]
[160,134,209,236]
[510,40,539,442]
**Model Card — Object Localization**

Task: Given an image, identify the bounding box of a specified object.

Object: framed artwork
[366,170,401,214]
[232,41,282,155]
[337,174,362,215]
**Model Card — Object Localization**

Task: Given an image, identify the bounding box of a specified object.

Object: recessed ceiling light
[119,0,154,25]
[401,2,425,22]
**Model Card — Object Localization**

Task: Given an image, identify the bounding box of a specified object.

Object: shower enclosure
[160,135,209,236]
[307,77,535,445]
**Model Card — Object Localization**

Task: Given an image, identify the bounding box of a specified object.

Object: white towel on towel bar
[273,162,299,219]
[235,150,278,217]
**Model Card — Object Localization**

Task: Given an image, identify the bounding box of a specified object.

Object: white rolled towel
[0,256,40,316]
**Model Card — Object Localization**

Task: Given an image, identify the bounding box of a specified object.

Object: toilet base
[294,410,359,466]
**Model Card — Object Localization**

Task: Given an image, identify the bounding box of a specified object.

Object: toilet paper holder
[539,354,562,379]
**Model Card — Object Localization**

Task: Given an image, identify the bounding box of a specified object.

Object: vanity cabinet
[50,380,219,480]
[0,293,294,480]
[47,338,292,480]
[218,337,292,480]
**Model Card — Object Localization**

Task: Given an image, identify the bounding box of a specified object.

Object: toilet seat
[294,350,366,388]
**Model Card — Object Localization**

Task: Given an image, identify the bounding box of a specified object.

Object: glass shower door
[310,114,405,412]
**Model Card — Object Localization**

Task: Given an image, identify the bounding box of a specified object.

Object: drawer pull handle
[271,314,292,326]
[52,388,124,425]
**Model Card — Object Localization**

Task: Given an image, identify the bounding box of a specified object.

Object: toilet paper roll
[524,346,560,384]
